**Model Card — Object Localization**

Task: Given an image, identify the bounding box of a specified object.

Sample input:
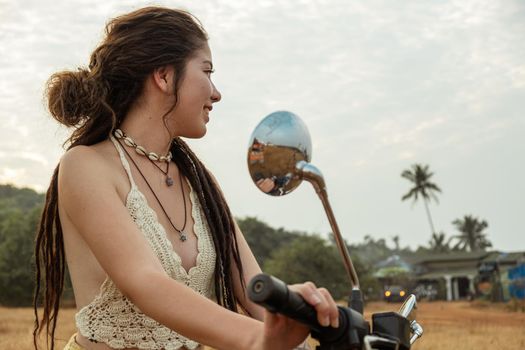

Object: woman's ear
[152,66,175,94]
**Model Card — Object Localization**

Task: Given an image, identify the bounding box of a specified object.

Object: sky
[0,0,524,252]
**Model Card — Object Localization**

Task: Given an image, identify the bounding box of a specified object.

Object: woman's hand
[259,281,339,350]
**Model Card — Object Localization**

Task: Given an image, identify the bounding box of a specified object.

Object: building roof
[412,251,491,264]
[375,254,413,270]
[482,251,525,264]
[417,267,479,280]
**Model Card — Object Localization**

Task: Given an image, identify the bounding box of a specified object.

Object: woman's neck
[118,106,173,157]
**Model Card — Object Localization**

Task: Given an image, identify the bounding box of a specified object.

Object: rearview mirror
[247,111,312,196]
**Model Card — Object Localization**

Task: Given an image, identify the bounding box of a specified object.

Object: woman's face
[168,43,221,138]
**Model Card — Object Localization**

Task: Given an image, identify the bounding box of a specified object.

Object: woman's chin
[183,126,207,139]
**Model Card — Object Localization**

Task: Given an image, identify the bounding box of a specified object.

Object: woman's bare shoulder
[59,140,117,180]
[60,139,114,161]
[58,141,122,208]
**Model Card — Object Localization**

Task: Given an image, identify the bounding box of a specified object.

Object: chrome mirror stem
[296,161,360,289]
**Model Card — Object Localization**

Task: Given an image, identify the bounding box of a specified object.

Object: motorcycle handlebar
[248,273,367,346]
[248,273,326,332]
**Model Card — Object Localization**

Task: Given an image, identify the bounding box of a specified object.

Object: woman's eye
[205,69,215,76]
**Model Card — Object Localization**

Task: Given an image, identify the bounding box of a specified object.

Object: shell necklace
[113,128,174,186]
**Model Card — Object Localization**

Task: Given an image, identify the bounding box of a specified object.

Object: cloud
[0,0,524,251]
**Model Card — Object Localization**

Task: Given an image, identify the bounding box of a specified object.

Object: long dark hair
[33,7,246,349]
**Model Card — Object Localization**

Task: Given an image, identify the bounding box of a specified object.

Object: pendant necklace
[116,137,188,242]
[148,158,174,187]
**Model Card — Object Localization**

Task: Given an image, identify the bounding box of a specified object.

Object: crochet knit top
[75,136,217,349]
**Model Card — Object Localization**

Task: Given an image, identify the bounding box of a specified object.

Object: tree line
[0,185,45,306]
[0,182,375,306]
[0,177,492,306]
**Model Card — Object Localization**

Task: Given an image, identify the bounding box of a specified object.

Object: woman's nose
[211,82,221,103]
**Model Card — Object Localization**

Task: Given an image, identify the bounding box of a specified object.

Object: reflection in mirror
[247,111,312,196]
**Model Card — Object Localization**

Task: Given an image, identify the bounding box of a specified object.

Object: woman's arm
[59,147,263,350]
[231,219,265,321]
[206,171,265,320]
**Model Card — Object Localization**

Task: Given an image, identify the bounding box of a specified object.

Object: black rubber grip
[248,273,370,346]
[248,273,324,332]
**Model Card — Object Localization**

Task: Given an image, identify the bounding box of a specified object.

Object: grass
[0,307,77,350]
[363,301,525,350]
[1,301,524,349]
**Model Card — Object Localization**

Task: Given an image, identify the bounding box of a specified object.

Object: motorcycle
[245,111,424,350]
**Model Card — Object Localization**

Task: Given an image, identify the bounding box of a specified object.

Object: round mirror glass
[247,111,312,196]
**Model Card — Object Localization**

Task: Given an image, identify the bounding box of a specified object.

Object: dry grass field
[1,301,524,350]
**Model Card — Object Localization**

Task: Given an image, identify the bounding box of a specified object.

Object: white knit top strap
[109,135,137,188]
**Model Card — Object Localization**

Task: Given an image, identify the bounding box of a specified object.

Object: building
[413,251,488,301]
[375,251,525,301]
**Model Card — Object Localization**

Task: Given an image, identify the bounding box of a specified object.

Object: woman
[33,6,339,350]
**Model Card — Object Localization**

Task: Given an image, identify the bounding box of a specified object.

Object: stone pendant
[180,233,187,242]
[166,176,174,186]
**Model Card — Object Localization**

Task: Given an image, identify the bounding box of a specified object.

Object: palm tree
[391,235,400,252]
[451,215,492,252]
[401,163,442,236]
[428,231,451,253]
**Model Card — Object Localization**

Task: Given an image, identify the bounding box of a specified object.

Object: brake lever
[409,321,423,345]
